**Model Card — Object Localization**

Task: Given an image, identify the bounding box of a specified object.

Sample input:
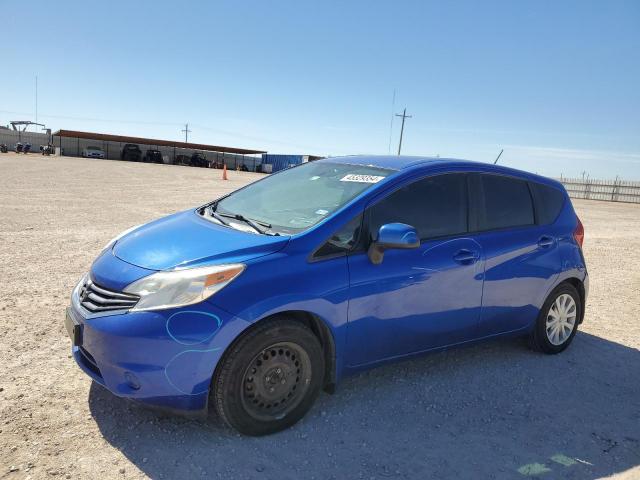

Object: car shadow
[89,331,640,479]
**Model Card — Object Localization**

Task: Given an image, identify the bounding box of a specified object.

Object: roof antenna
[493,149,503,164]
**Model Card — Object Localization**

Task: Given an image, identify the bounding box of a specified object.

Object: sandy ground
[0,153,638,480]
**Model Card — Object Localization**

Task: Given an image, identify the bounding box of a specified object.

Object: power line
[395,108,412,155]
[0,109,183,127]
[0,109,330,154]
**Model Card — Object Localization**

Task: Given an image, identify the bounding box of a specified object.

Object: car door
[345,172,485,367]
[468,173,561,336]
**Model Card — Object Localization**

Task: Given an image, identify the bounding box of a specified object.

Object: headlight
[123,264,245,311]
[102,224,142,252]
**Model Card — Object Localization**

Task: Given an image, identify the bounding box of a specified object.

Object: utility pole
[35,76,38,126]
[395,108,412,155]
[181,123,192,143]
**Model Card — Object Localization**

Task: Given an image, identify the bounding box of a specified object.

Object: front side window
[213,162,394,235]
[312,214,363,259]
[477,174,534,230]
[368,173,468,240]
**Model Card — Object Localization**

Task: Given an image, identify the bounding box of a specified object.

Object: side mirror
[368,223,420,265]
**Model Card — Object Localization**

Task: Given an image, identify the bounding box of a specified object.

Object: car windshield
[212,161,394,235]
[88,146,101,150]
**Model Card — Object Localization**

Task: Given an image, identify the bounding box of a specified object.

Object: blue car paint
[68,156,588,415]
[113,209,290,270]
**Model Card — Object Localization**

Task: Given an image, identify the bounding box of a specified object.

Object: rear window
[478,174,534,230]
[529,182,565,225]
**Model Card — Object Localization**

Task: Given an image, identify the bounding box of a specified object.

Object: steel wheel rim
[545,293,577,345]
[240,342,312,422]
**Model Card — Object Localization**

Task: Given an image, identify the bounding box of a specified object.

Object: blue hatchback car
[66,156,588,435]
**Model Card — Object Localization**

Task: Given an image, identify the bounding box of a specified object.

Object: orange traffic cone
[222,164,228,180]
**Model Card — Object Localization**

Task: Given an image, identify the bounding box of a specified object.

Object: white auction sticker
[340,174,385,183]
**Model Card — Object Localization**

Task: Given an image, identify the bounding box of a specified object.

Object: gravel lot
[1,153,639,479]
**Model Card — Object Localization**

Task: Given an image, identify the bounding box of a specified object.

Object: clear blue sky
[2,0,639,179]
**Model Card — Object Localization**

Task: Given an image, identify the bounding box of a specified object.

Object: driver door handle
[453,249,479,264]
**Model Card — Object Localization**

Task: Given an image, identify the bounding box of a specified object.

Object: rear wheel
[530,283,581,354]
[212,318,324,436]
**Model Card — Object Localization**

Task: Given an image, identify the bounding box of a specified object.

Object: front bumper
[66,285,250,415]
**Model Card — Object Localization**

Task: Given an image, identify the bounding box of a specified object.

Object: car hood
[113,210,289,270]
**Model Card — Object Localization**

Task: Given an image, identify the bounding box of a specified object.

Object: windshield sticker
[340,174,385,184]
[315,209,329,216]
[289,217,313,225]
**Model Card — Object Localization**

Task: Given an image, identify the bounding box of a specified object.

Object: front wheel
[212,318,324,436]
[530,283,581,354]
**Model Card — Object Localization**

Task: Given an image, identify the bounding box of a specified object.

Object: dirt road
[1,154,638,479]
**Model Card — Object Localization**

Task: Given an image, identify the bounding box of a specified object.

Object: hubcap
[240,342,312,421]
[545,293,577,345]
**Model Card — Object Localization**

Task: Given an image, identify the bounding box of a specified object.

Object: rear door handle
[537,236,555,248]
[453,249,479,264]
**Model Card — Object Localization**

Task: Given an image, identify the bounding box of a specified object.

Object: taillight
[573,217,584,248]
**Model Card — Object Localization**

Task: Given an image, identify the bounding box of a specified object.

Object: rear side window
[477,174,534,230]
[529,182,565,225]
[368,174,467,240]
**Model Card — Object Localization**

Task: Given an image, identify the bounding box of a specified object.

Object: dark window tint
[313,214,363,259]
[529,182,565,225]
[369,174,467,240]
[478,174,534,230]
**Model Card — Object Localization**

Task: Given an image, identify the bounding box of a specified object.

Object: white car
[82,146,105,159]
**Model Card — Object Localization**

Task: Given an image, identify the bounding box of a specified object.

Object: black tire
[530,283,581,354]
[212,318,324,436]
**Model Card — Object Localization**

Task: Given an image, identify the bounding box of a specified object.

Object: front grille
[79,279,139,313]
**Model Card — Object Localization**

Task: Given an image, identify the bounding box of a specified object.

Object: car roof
[319,155,451,170]
[317,155,563,189]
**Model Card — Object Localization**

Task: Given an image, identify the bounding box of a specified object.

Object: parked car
[175,154,190,165]
[65,156,588,436]
[190,152,208,168]
[82,146,105,159]
[120,144,142,162]
[143,149,163,163]
[0,143,8,153]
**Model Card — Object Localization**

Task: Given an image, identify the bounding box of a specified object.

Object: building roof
[52,130,266,155]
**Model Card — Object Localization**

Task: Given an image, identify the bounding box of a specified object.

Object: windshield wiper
[205,205,231,226]
[208,203,279,236]
[218,212,276,235]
